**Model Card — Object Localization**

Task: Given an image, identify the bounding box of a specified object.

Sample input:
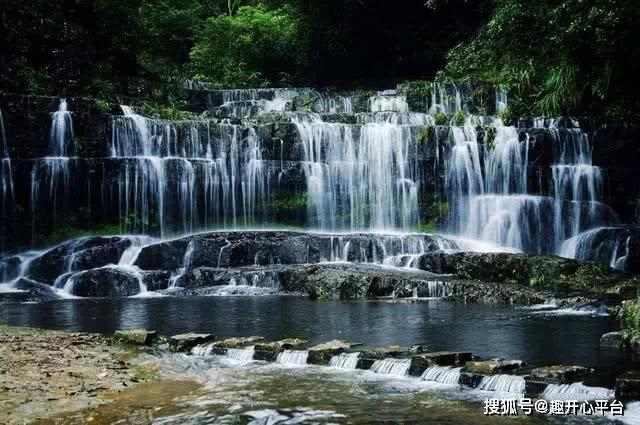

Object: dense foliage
[440,0,640,119]
[1,0,638,118]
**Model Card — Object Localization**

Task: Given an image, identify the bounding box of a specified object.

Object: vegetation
[1,1,638,120]
[438,0,640,120]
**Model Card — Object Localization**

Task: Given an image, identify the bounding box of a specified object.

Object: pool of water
[0,297,633,374]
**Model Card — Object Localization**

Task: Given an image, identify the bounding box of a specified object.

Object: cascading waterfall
[328,352,361,369]
[477,374,526,393]
[369,358,411,376]
[111,106,269,236]
[421,366,462,384]
[225,346,256,362]
[542,382,615,401]
[276,350,309,365]
[30,99,74,237]
[293,115,419,230]
[0,108,15,254]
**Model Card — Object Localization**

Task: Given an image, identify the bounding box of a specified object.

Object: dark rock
[68,268,141,297]
[27,237,132,284]
[169,333,215,352]
[409,351,472,376]
[113,329,157,345]
[529,365,593,384]
[600,331,626,349]
[459,372,484,388]
[0,256,22,281]
[616,371,640,400]
[463,359,525,375]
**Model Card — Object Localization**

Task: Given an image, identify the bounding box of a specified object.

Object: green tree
[189,4,300,87]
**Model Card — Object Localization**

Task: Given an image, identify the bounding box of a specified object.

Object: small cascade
[169,240,195,288]
[429,83,469,115]
[423,281,454,298]
[276,350,309,365]
[328,352,360,369]
[477,374,526,393]
[49,99,74,157]
[293,115,419,230]
[192,343,215,356]
[421,366,462,385]
[542,382,615,401]
[225,346,256,362]
[551,130,608,244]
[369,91,409,112]
[560,227,633,271]
[209,270,281,296]
[369,358,411,376]
[495,88,508,114]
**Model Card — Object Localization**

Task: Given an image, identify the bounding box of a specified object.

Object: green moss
[621,300,640,333]
[41,223,122,246]
[434,112,448,126]
[270,193,308,212]
[142,102,197,121]
[453,110,466,126]
[486,127,496,150]
[414,220,438,233]
[94,99,111,113]
[417,126,433,144]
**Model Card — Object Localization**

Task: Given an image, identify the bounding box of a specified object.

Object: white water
[226,346,256,362]
[293,115,419,230]
[112,106,268,236]
[276,350,309,365]
[477,374,526,394]
[421,366,462,385]
[369,358,411,376]
[0,108,15,253]
[542,382,614,401]
[328,352,361,369]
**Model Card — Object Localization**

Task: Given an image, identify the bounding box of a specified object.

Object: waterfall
[328,352,360,369]
[111,107,268,236]
[192,343,215,356]
[421,366,462,384]
[477,374,526,393]
[225,346,256,362]
[542,383,614,401]
[30,99,75,240]
[49,99,74,157]
[169,240,195,288]
[369,358,411,376]
[495,88,508,114]
[429,83,468,115]
[560,227,631,271]
[370,91,409,112]
[293,115,419,230]
[0,109,15,254]
[276,350,309,365]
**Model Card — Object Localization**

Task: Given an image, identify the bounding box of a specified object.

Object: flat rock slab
[212,336,264,349]
[529,365,593,384]
[169,333,215,352]
[113,329,157,345]
[308,340,356,365]
[463,359,525,375]
[616,371,640,399]
[409,351,473,376]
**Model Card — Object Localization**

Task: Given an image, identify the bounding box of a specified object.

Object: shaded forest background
[1,0,639,119]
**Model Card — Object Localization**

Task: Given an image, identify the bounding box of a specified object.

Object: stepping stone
[308,340,357,365]
[113,329,157,345]
[616,371,640,400]
[169,333,215,352]
[463,359,525,375]
[409,351,472,376]
[528,365,593,384]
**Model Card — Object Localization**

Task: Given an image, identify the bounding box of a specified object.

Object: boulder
[463,359,525,375]
[254,342,283,362]
[616,371,640,400]
[409,351,472,376]
[27,237,132,284]
[113,329,157,345]
[67,268,141,297]
[528,365,593,384]
[169,333,215,352]
[600,331,626,349]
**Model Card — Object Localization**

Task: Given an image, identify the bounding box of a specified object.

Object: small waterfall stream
[276,350,309,365]
[421,366,462,384]
[369,358,411,376]
[542,382,615,401]
[477,374,526,393]
[0,109,15,254]
[328,352,361,369]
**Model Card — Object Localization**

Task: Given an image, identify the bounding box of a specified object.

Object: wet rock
[408,351,472,376]
[69,268,141,297]
[463,359,525,375]
[529,365,593,384]
[254,342,283,362]
[459,372,485,388]
[0,256,22,281]
[616,371,640,400]
[307,340,355,365]
[5,279,60,302]
[212,336,264,349]
[169,333,215,352]
[600,331,626,348]
[113,329,157,345]
[27,237,132,284]
[275,338,308,350]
